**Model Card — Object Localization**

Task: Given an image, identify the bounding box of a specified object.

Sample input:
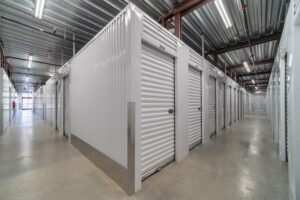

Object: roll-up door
[56,82,60,131]
[188,66,202,149]
[241,92,245,119]
[141,43,175,179]
[237,91,240,120]
[208,76,216,136]
[233,88,236,122]
[63,77,71,137]
[219,83,225,129]
[228,86,232,125]
[284,54,288,162]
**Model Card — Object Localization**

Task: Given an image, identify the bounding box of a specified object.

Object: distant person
[12,100,16,117]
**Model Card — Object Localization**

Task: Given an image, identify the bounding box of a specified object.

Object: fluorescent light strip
[35,0,46,19]
[289,54,293,67]
[28,55,33,69]
[215,0,232,28]
[243,61,251,72]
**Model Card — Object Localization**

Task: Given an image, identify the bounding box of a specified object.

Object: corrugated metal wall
[70,10,129,168]
[33,87,44,119]
[45,83,56,129]
[0,68,17,133]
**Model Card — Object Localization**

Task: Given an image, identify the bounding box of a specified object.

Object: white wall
[266,1,299,198]
[33,86,44,120]
[0,68,17,134]
[70,8,130,169]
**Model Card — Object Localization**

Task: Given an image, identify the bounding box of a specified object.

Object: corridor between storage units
[0,111,289,200]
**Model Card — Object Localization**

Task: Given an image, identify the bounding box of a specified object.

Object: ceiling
[0,0,289,92]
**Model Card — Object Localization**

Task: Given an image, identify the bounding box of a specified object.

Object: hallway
[0,111,289,200]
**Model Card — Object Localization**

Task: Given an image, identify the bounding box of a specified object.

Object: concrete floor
[0,111,289,200]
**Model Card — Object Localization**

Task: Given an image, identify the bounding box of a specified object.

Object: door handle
[168,109,175,114]
[198,107,202,111]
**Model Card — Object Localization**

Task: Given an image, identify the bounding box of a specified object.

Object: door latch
[168,109,175,114]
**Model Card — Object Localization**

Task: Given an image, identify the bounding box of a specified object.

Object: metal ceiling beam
[6,56,58,67]
[11,72,51,79]
[246,83,268,87]
[242,78,269,83]
[227,58,274,70]
[207,32,282,55]
[161,0,213,21]
[237,71,271,78]
[0,14,84,45]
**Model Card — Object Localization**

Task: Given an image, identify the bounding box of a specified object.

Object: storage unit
[208,76,216,136]
[188,66,202,149]
[0,68,18,134]
[233,88,236,122]
[63,77,71,137]
[228,86,232,125]
[32,4,252,194]
[219,82,225,129]
[56,82,61,131]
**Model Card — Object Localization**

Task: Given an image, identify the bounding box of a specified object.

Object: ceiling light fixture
[28,55,33,68]
[289,54,293,67]
[255,86,258,90]
[35,0,46,19]
[251,80,255,84]
[26,76,29,82]
[215,0,232,28]
[243,61,251,72]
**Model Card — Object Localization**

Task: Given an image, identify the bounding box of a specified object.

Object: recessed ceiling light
[215,0,232,28]
[35,0,46,19]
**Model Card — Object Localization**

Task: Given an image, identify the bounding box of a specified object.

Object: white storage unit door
[229,86,232,124]
[219,83,225,129]
[141,43,175,179]
[284,55,288,162]
[188,66,202,149]
[233,88,236,121]
[56,82,60,131]
[63,77,71,137]
[208,76,216,136]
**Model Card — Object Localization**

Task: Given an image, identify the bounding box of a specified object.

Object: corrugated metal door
[208,76,216,136]
[63,77,71,137]
[284,54,288,162]
[188,66,202,149]
[228,86,232,125]
[56,82,60,131]
[141,43,175,179]
[237,91,240,120]
[233,88,236,121]
[219,83,225,129]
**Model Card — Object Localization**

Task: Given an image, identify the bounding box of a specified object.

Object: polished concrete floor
[0,110,289,200]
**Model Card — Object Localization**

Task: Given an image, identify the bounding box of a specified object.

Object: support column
[73,34,76,56]
[214,54,219,67]
[174,13,182,39]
